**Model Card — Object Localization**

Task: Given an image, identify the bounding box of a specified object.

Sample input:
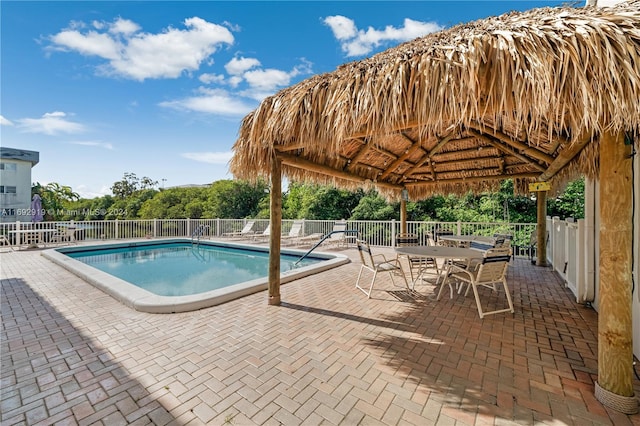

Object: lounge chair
[223,221,255,239]
[326,220,357,247]
[253,224,271,242]
[297,232,324,246]
[282,220,304,245]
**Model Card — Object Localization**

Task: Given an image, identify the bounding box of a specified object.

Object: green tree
[548,177,584,220]
[206,180,269,219]
[111,172,158,198]
[283,183,363,219]
[350,192,396,220]
[32,182,80,220]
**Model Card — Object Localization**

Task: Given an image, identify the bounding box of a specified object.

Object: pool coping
[41,238,350,313]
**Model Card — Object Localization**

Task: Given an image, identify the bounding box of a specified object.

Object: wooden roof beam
[538,133,593,182]
[471,132,546,172]
[345,138,372,171]
[468,126,554,165]
[378,132,424,180]
[402,130,458,180]
[278,152,403,191]
[275,143,307,152]
[405,172,539,187]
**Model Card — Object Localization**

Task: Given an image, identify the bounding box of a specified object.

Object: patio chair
[253,224,271,241]
[51,227,77,245]
[282,220,304,245]
[326,220,356,247]
[223,221,255,239]
[438,247,514,318]
[0,235,14,251]
[395,232,438,281]
[355,239,409,298]
[297,232,324,246]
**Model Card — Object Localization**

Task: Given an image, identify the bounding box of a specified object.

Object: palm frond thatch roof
[230,1,640,199]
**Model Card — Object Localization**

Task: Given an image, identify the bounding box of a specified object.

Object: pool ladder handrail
[191,224,210,244]
[294,229,359,265]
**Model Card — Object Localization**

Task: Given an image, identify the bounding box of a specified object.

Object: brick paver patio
[1,242,639,425]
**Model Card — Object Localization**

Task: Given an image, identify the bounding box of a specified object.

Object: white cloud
[0,115,14,126]
[199,73,225,84]
[323,15,357,40]
[159,87,255,116]
[238,59,313,99]
[69,141,114,150]
[243,68,292,92]
[108,17,140,35]
[181,151,233,164]
[48,16,234,81]
[50,30,121,60]
[225,56,261,75]
[324,16,443,57]
[17,111,86,135]
[163,57,313,113]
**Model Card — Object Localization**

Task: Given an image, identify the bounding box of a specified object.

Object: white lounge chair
[253,224,271,242]
[282,220,304,245]
[326,220,356,247]
[223,221,255,239]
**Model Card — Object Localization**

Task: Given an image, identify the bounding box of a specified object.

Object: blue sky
[2,0,566,199]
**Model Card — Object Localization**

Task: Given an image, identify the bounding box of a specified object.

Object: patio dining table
[394,245,484,293]
[438,235,495,244]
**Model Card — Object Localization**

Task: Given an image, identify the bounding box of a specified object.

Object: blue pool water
[44,239,348,313]
[65,242,321,297]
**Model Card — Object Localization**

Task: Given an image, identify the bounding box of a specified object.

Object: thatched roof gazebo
[230,1,640,413]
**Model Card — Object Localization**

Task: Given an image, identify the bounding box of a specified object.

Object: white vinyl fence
[1,216,588,301]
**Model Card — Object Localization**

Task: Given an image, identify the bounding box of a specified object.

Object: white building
[0,147,39,223]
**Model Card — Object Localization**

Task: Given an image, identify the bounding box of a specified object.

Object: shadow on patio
[1,278,176,425]
[1,248,639,425]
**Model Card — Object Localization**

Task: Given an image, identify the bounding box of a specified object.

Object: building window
[0,186,17,194]
[0,162,17,171]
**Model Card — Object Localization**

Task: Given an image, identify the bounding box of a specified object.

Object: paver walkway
[1,243,639,425]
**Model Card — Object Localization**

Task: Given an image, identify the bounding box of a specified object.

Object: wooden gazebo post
[595,130,637,414]
[268,155,282,306]
[400,199,407,234]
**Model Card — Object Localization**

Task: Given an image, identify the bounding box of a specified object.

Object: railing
[1,217,587,301]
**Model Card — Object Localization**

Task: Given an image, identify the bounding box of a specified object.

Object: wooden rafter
[402,131,458,181]
[278,152,403,190]
[405,172,539,187]
[470,131,546,172]
[345,138,372,172]
[538,134,592,181]
[275,143,307,152]
[378,132,424,180]
[468,125,554,165]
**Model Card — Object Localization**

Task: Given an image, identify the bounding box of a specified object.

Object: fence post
[391,219,396,247]
[186,218,191,237]
[115,219,119,239]
[457,221,462,235]
[153,219,157,238]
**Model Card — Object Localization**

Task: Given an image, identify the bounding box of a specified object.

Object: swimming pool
[43,239,349,313]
